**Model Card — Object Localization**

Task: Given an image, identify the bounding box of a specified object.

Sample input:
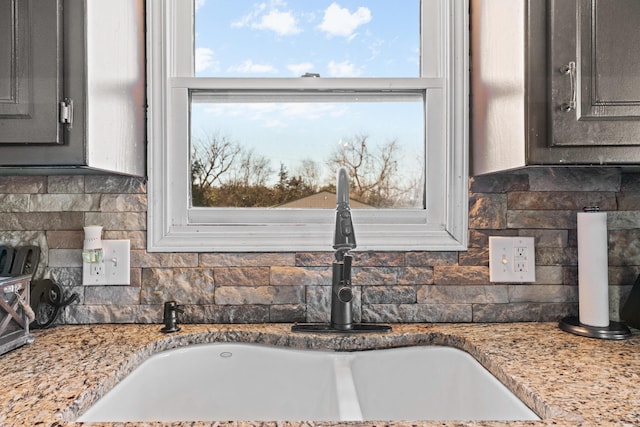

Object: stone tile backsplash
[1,168,639,325]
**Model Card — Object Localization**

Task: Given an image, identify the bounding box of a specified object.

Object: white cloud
[287,62,315,76]
[327,60,362,77]
[195,0,206,11]
[318,3,371,38]
[204,102,349,126]
[232,3,301,36]
[253,9,301,35]
[232,3,266,28]
[280,103,349,120]
[228,59,277,74]
[195,47,217,73]
[264,119,286,128]
[367,38,384,61]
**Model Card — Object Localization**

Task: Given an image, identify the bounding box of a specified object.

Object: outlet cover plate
[489,236,536,283]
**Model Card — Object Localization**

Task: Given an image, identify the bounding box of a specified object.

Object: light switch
[103,240,130,285]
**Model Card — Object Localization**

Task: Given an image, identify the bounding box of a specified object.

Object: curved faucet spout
[333,167,357,252]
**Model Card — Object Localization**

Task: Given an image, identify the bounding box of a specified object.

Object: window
[147,0,468,252]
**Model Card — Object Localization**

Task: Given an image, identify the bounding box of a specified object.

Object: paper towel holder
[559,316,631,340]
[559,206,632,340]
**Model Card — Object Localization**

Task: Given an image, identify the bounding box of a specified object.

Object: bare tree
[191,132,274,187]
[327,134,401,206]
[230,148,273,187]
[191,131,277,207]
[295,159,322,191]
[191,133,241,189]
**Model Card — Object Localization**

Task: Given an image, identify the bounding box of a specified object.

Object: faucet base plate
[292,323,391,334]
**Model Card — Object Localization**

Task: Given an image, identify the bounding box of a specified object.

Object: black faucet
[292,167,391,334]
[160,301,183,333]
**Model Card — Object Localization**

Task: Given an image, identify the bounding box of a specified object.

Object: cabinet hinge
[59,98,74,128]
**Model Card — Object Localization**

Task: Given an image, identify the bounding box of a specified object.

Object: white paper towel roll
[577,210,610,327]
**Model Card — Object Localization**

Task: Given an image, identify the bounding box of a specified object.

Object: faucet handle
[337,286,354,303]
[336,253,354,303]
[342,254,352,284]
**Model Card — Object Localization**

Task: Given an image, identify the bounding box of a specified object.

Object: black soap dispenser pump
[161,301,183,333]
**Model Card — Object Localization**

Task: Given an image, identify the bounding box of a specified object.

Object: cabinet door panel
[550,0,640,147]
[0,0,29,117]
[0,0,63,145]
[582,1,640,117]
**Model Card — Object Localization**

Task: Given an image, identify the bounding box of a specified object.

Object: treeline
[191,132,419,208]
[192,166,322,207]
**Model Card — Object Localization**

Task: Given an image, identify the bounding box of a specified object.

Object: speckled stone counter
[0,323,638,426]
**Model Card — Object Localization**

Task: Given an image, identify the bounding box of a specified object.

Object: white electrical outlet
[83,240,130,285]
[83,256,107,285]
[489,236,536,283]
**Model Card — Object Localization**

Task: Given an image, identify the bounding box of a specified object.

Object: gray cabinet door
[471,0,640,174]
[550,0,640,147]
[0,0,63,144]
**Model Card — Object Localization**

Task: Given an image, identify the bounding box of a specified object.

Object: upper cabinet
[472,0,640,175]
[549,0,640,147]
[0,0,145,176]
[0,0,63,145]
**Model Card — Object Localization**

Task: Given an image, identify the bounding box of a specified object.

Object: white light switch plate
[489,236,536,283]
[103,240,130,285]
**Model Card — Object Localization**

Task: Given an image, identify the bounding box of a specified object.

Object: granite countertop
[0,322,638,426]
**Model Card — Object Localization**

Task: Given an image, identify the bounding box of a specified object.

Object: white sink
[77,343,539,422]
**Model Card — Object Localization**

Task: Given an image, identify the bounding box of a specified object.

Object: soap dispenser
[160,301,183,333]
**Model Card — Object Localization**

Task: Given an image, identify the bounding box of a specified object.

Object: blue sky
[191,1,424,196]
[194,0,420,78]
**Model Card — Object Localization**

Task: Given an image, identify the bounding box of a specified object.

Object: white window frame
[146,0,468,252]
